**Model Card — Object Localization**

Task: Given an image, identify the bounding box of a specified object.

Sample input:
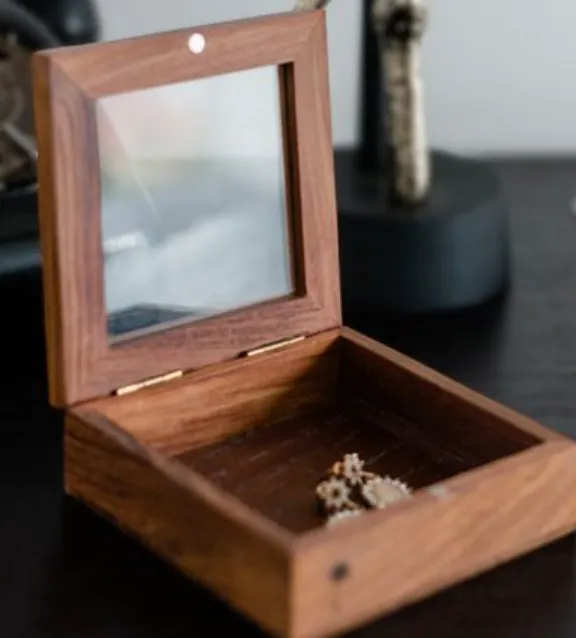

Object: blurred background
[96,0,576,156]
[2,8,576,635]
[2,0,576,431]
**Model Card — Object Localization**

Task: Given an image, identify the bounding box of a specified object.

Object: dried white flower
[340,453,366,485]
[326,509,364,528]
[316,477,351,510]
[361,476,412,510]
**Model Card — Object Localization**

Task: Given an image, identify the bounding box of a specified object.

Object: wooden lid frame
[33,10,341,408]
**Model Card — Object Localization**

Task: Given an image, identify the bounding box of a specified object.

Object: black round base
[336,149,511,314]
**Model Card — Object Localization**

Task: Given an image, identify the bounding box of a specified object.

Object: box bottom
[66,329,576,638]
[177,398,481,534]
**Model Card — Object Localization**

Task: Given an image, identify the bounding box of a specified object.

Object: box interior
[92,330,543,535]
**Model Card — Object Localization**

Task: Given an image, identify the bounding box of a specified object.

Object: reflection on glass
[95,66,293,338]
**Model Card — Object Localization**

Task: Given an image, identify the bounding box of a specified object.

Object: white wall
[94,0,576,156]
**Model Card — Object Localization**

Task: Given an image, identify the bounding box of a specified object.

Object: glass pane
[96,66,294,339]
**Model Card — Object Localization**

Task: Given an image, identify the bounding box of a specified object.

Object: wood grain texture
[341,328,568,449]
[279,63,306,296]
[44,12,318,100]
[87,329,340,456]
[62,326,576,638]
[292,440,576,638]
[4,158,576,638]
[64,411,294,637]
[179,401,475,534]
[33,10,341,407]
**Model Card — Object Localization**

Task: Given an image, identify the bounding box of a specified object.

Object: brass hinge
[115,370,183,396]
[114,336,305,395]
[245,335,306,357]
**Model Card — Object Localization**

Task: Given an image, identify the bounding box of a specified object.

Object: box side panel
[65,413,291,637]
[341,328,568,450]
[89,328,341,457]
[291,441,576,638]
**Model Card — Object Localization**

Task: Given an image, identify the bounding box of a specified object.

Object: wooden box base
[65,328,576,638]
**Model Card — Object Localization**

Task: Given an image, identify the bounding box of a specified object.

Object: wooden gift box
[33,10,576,638]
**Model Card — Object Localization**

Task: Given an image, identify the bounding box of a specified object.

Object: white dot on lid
[188,33,206,54]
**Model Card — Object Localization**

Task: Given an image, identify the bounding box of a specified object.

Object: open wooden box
[33,9,576,638]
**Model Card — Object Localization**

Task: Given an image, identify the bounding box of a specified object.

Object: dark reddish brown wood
[340,328,569,450]
[44,13,320,100]
[64,411,293,637]
[278,63,306,295]
[33,11,576,638]
[65,330,576,638]
[33,10,340,407]
[293,439,576,638]
[85,329,341,456]
[179,402,476,534]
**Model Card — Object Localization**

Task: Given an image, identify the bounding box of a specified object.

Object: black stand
[336,0,510,314]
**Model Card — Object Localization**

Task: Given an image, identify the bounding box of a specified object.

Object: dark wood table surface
[1,158,576,637]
